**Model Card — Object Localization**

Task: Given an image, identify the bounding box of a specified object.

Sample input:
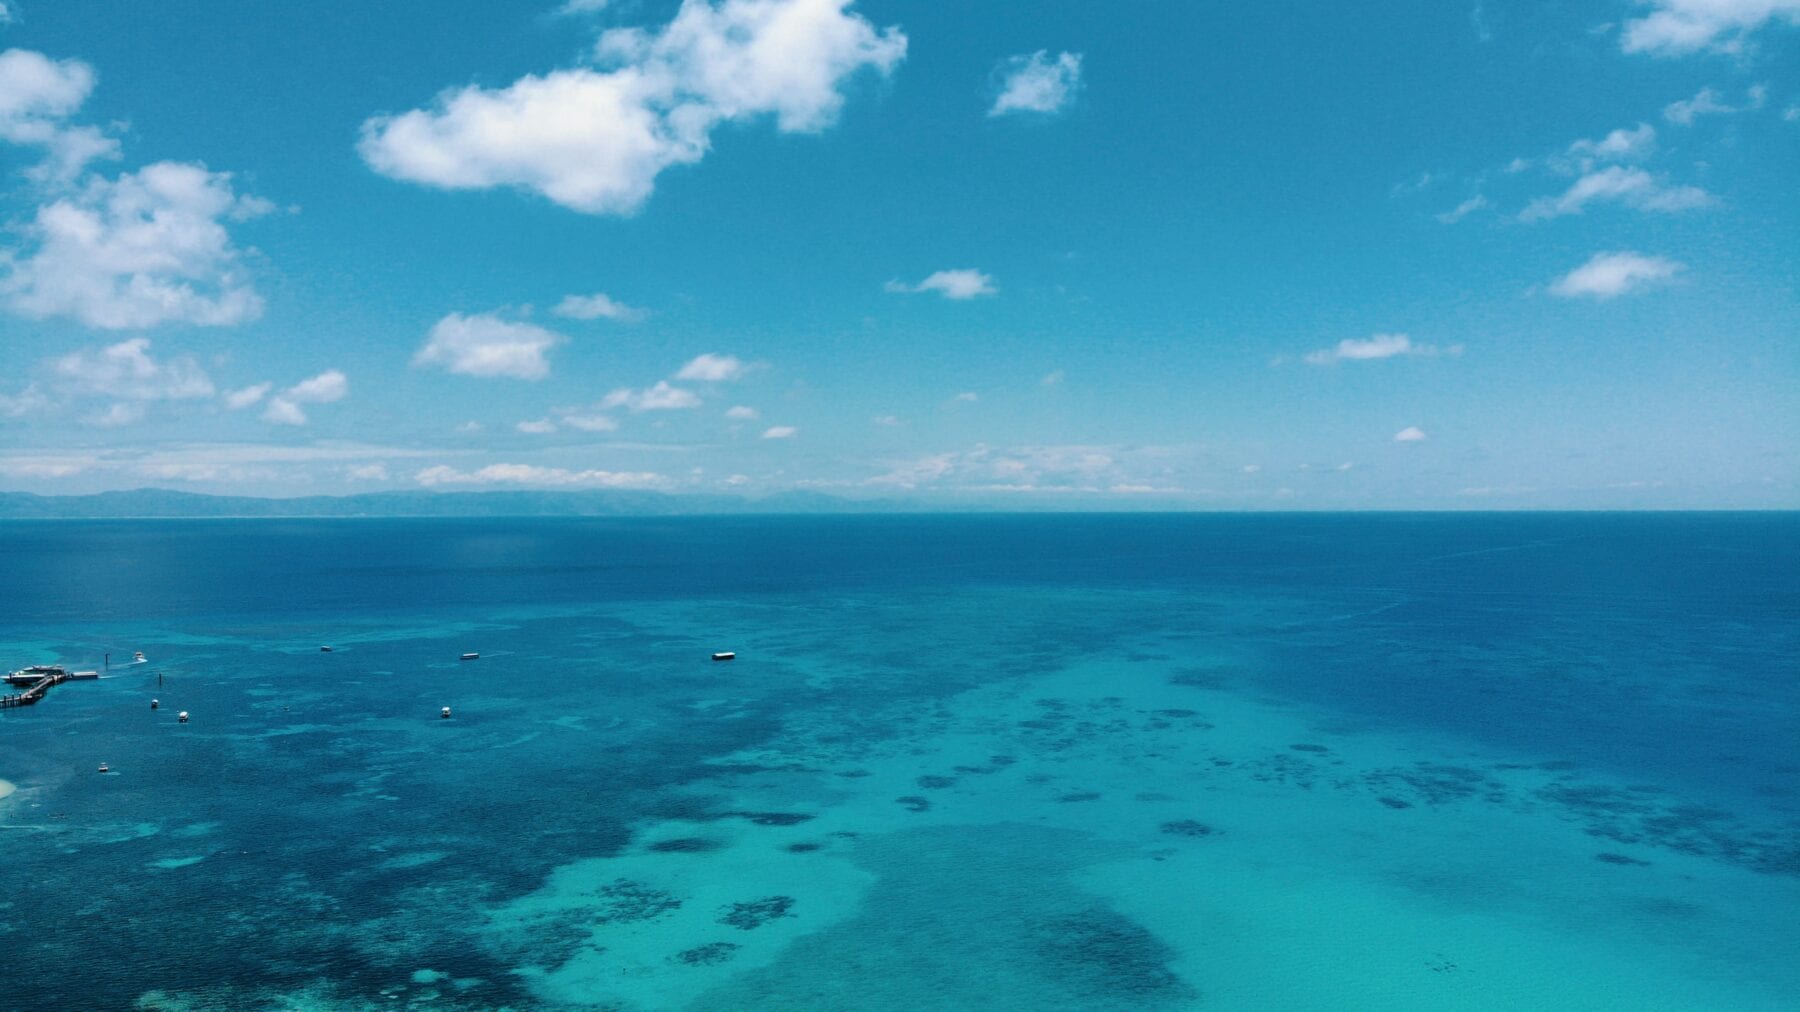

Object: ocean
[1,514,1795,1009]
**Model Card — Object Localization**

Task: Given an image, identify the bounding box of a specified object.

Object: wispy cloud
[885,269,996,300]
[674,353,747,382]
[989,50,1083,117]
[1519,166,1712,221]
[1435,194,1488,224]
[52,338,215,403]
[551,292,645,321]
[725,405,759,420]
[1548,251,1684,299]
[415,463,667,489]
[599,380,700,412]
[359,0,906,214]
[1303,333,1457,365]
[413,312,566,380]
[761,425,798,439]
[262,369,348,426]
[1394,426,1428,442]
[1664,86,1732,124]
[1621,0,1800,56]
[223,382,271,410]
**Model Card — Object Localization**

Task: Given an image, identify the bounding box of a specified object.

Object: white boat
[441,706,453,719]
[460,652,479,661]
[97,762,110,774]
[712,651,736,662]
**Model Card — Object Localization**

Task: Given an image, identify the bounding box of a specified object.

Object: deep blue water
[2,514,1796,1008]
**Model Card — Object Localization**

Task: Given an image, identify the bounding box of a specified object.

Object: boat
[460,652,479,661]
[151,698,159,710]
[441,706,452,719]
[712,651,736,662]
[97,763,109,773]
[320,645,333,653]
[177,711,189,723]
[133,651,145,663]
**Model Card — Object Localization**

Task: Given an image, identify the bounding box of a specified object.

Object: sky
[0,0,1796,509]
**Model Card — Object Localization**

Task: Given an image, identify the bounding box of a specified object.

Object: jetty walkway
[0,666,94,709]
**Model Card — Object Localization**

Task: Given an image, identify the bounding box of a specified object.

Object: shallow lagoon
[2,514,1796,1008]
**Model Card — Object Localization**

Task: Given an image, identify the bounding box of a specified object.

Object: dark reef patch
[785,842,822,853]
[720,896,794,930]
[896,795,930,812]
[1031,907,1198,1004]
[1290,743,1330,753]
[916,775,957,790]
[1058,792,1102,803]
[593,879,682,923]
[1377,796,1413,810]
[648,837,721,854]
[732,811,815,827]
[674,941,740,966]
[1160,820,1214,838]
[1594,852,1650,866]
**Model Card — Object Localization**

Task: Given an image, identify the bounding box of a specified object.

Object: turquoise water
[1,514,1796,1009]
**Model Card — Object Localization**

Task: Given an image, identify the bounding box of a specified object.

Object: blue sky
[0,0,1795,507]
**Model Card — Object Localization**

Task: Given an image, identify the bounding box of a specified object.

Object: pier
[0,666,90,709]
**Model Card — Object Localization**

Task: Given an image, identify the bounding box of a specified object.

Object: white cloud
[414,312,567,379]
[0,48,122,182]
[1303,333,1456,365]
[0,382,48,417]
[224,382,271,410]
[285,370,348,404]
[455,421,485,434]
[2,161,268,328]
[52,338,215,402]
[258,370,348,426]
[1548,251,1684,299]
[557,0,611,13]
[600,380,701,411]
[1519,166,1713,220]
[674,352,746,381]
[556,411,620,432]
[516,418,558,434]
[348,463,390,481]
[952,391,979,403]
[551,291,645,321]
[871,414,901,426]
[90,401,144,428]
[261,398,307,426]
[1435,194,1488,223]
[0,4,13,25]
[989,50,1082,117]
[725,404,758,419]
[1621,0,1800,55]
[1664,86,1734,123]
[359,0,906,215]
[1565,122,1656,165]
[885,268,996,300]
[1394,426,1428,442]
[415,463,668,489]
[761,425,798,439]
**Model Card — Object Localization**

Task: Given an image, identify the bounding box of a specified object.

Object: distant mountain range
[0,487,936,518]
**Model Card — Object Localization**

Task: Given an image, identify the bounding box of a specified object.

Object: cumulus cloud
[261,370,349,427]
[885,268,996,300]
[223,382,271,410]
[674,352,747,381]
[348,463,390,481]
[1548,251,1684,299]
[725,405,758,419]
[865,443,1136,492]
[989,50,1082,116]
[1393,426,1428,442]
[552,291,645,321]
[52,338,214,403]
[1519,166,1713,220]
[261,398,307,426]
[2,161,269,328]
[761,425,798,439]
[0,48,121,182]
[1621,0,1800,55]
[516,418,558,434]
[1565,122,1656,165]
[359,0,906,215]
[415,463,668,489]
[600,380,701,411]
[1664,86,1734,124]
[414,312,567,379]
[1303,333,1456,365]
